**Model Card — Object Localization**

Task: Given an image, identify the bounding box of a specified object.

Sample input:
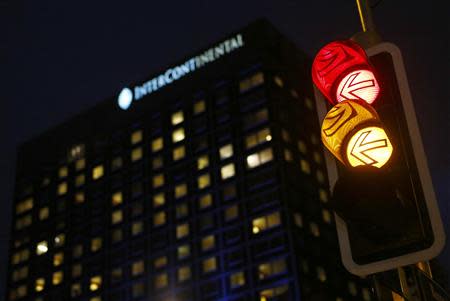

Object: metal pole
[352,0,382,48]
[356,0,377,32]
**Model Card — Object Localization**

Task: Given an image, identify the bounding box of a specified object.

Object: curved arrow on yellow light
[346,126,393,168]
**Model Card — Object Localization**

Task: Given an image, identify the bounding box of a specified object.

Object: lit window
[57,182,68,196]
[39,207,49,220]
[197,155,209,170]
[71,283,82,297]
[90,296,101,301]
[16,197,34,215]
[199,194,213,209]
[172,128,185,143]
[59,166,68,178]
[75,158,85,171]
[202,257,217,273]
[230,271,245,288]
[300,160,311,174]
[11,266,28,282]
[35,278,45,292]
[91,237,102,252]
[294,213,303,228]
[281,129,291,142]
[173,145,186,161]
[54,234,65,247]
[176,203,189,219]
[53,252,64,266]
[313,151,322,164]
[73,244,83,258]
[111,192,123,206]
[153,193,165,208]
[274,75,284,87]
[298,140,307,154]
[177,266,191,282]
[89,276,102,291]
[36,241,48,255]
[317,266,327,282]
[219,144,233,160]
[259,285,288,300]
[239,72,264,93]
[252,211,281,234]
[322,209,332,224]
[74,191,85,204]
[245,127,271,149]
[153,211,166,227]
[75,174,85,187]
[284,149,293,162]
[221,163,235,180]
[258,258,287,280]
[131,130,143,145]
[132,221,144,236]
[131,260,145,276]
[151,137,164,152]
[111,156,123,171]
[131,147,143,162]
[92,165,104,180]
[194,100,206,114]
[225,205,239,221]
[154,273,168,289]
[171,110,184,125]
[319,188,328,203]
[152,155,164,170]
[176,223,189,239]
[201,235,215,251]
[111,210,123,224]
[152,174,164,188]
[72,263,83,278]
[310,222,320,237]
[154,256,167,269]
[177,244,190,260]
[316,170,325,183]
[246,148,273,169]
[174,183,188,199]
[52,271,63,285]
[197,174,210,189]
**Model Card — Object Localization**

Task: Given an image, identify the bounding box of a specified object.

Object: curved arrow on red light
[337,70,379,104]
[349,129,388,166]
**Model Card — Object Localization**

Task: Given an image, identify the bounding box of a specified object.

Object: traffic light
[312,41,445,276]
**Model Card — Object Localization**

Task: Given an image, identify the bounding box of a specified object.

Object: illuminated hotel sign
[118,33,244,110]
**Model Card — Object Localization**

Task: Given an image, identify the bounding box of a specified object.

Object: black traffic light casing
[316,42,445,276]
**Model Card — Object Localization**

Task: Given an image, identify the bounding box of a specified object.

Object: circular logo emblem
[117,88,133,110]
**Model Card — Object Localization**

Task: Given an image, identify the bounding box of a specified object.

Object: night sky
[2,0,448,295]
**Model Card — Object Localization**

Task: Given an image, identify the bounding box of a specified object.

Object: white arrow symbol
[337,70,380,104]
[348,128,391,167]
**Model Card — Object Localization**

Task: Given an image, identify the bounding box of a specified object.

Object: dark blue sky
[2,0,448,295]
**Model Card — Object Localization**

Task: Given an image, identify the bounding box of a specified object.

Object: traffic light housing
[313,41,445,276]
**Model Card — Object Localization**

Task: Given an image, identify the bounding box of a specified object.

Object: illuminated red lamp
[312,40,380,105]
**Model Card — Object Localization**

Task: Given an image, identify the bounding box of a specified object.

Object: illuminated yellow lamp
[346,126,393,168]
[252,226,261,234]
[321,100,393,168]
[265,134,272,141]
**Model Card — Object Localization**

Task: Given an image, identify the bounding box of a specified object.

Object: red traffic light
[312,40,380,105]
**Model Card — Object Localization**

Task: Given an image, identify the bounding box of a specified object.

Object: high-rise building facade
[6,20,374,301]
